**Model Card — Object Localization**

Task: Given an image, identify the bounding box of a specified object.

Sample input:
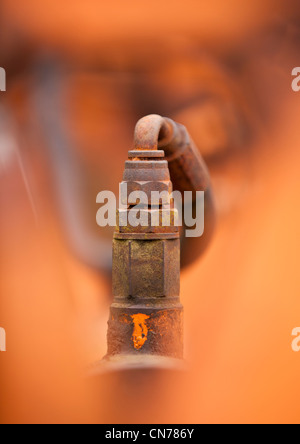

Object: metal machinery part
[99,114,215,368]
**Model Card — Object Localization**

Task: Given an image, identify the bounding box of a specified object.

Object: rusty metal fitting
[88,115,215,426]
[106,117,183,363]
[99,114,215,368]
[104,116,183,363]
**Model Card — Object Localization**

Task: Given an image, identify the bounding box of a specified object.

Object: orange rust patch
[130,313,150,350]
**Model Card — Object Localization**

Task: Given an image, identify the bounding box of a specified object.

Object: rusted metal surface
[103,114,215,365]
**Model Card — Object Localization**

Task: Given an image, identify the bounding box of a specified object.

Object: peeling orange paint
[130,314,150,350]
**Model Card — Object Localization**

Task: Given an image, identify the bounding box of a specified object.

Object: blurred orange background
[0,0,300,424]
